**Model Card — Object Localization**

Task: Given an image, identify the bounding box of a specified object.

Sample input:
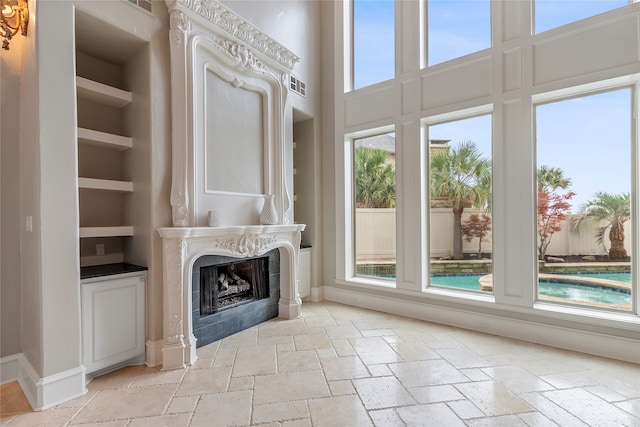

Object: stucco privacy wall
[325,0,640,360]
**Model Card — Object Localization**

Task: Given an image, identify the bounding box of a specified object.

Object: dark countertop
[80,263,148,280]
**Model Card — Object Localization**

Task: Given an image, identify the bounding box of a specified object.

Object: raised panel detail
[533,17,639,85]
[81,273,145,374]
[422,57,492,111]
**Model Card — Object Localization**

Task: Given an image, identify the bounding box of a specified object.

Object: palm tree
[538,165,571,191]
[355,147,396,208]
[574,192,630,259]
[430,141,491,260]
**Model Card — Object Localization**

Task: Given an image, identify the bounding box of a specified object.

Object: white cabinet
[81,272,146,375]
[298,247,311,299]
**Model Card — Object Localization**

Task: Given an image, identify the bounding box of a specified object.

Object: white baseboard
[304,287,324,302]
[145,339,164,367]
[324,286,640,364]
[0,354,87,411]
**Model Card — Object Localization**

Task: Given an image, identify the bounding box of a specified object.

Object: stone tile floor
[1,301,639,426]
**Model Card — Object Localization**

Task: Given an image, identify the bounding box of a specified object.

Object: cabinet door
[82,275,145,373]
[298,249,311,298]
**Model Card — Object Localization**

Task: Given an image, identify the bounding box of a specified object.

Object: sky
[354,0,633,211]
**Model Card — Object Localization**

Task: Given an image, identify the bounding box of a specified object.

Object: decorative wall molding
[170,0,300,71]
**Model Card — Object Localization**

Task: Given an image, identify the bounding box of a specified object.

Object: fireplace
[192,249,280,347]
[159,1,305,371]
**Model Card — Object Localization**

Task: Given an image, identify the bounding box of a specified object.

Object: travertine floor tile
[71,384,175,423]
[308,395,373,427]
[277,349,321,373]
[4,407,80,426]
[352,376,416,410]
[190,390,252,427]
[389,359,468,387]
[368,408,404,426]
[454,381,533,416]
[396,402,466,426]
[253,371,330,404]
[232,344,277,376]
[543,388,639,426]
[174,366,231,396]
[127,413,191,427]
[408,384,465,404]
[320,355,370,381]
[252,400,308,424]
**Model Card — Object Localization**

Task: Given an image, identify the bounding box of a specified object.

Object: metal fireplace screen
[199,256,269,316]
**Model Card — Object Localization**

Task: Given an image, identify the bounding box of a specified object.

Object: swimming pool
[430,273,632,306]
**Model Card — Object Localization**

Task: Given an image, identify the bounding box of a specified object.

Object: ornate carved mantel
[160,1,304,370]
[158,225,305,370]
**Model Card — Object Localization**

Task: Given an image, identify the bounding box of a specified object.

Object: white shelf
[79,177,133,192]
[76,76,132,108]
[80,226,134,238]
[78,127,132,150]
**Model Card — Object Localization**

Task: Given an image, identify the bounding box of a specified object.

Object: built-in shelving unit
[74,9,151,378]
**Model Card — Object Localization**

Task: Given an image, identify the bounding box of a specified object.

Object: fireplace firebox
[200,256,269,315]
[192,249,280,347]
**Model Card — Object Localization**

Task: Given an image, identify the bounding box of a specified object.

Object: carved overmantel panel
[165,0,301,227]
[158,224,305,370]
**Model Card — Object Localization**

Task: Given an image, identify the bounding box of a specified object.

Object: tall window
[352,0,395,90]
[536,88,634,311]
[535,0,630,34]
[427,115,493,293]
[427,0,491,66]
[353,133,397,281]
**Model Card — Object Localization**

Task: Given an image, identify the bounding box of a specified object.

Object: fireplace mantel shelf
[158,224,305,239]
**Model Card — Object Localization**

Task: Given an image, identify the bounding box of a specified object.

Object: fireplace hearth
[192,249,280,347]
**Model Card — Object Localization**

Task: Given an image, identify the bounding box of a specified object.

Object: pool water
[430,273,632,306]
[564,272,631,283]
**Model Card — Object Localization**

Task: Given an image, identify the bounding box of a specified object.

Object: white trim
[324,286,640,364]
[304,287,324,303]
[145,339,164,368]
[0,353,87,411]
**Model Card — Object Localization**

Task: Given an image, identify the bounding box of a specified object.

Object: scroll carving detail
[215,234,277,257]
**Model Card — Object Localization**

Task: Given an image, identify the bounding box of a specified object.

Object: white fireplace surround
[158,225,304,370]
[159,1,304,370]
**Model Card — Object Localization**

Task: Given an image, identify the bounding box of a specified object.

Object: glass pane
[536,89,633,311]
[535,0,629,34]
[427,0,491,66]
[353,0,395,90]
[354,133,397,280]
[428,115,493,292]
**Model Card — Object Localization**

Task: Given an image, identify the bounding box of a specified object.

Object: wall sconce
[1,0,28,50]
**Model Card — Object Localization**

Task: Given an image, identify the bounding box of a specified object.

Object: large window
[427,0,491,66]
[427,115,493,293]
[353,133,397,281]
[535,0,630,34]
[352,0,394,90]
[536,88,634,311]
